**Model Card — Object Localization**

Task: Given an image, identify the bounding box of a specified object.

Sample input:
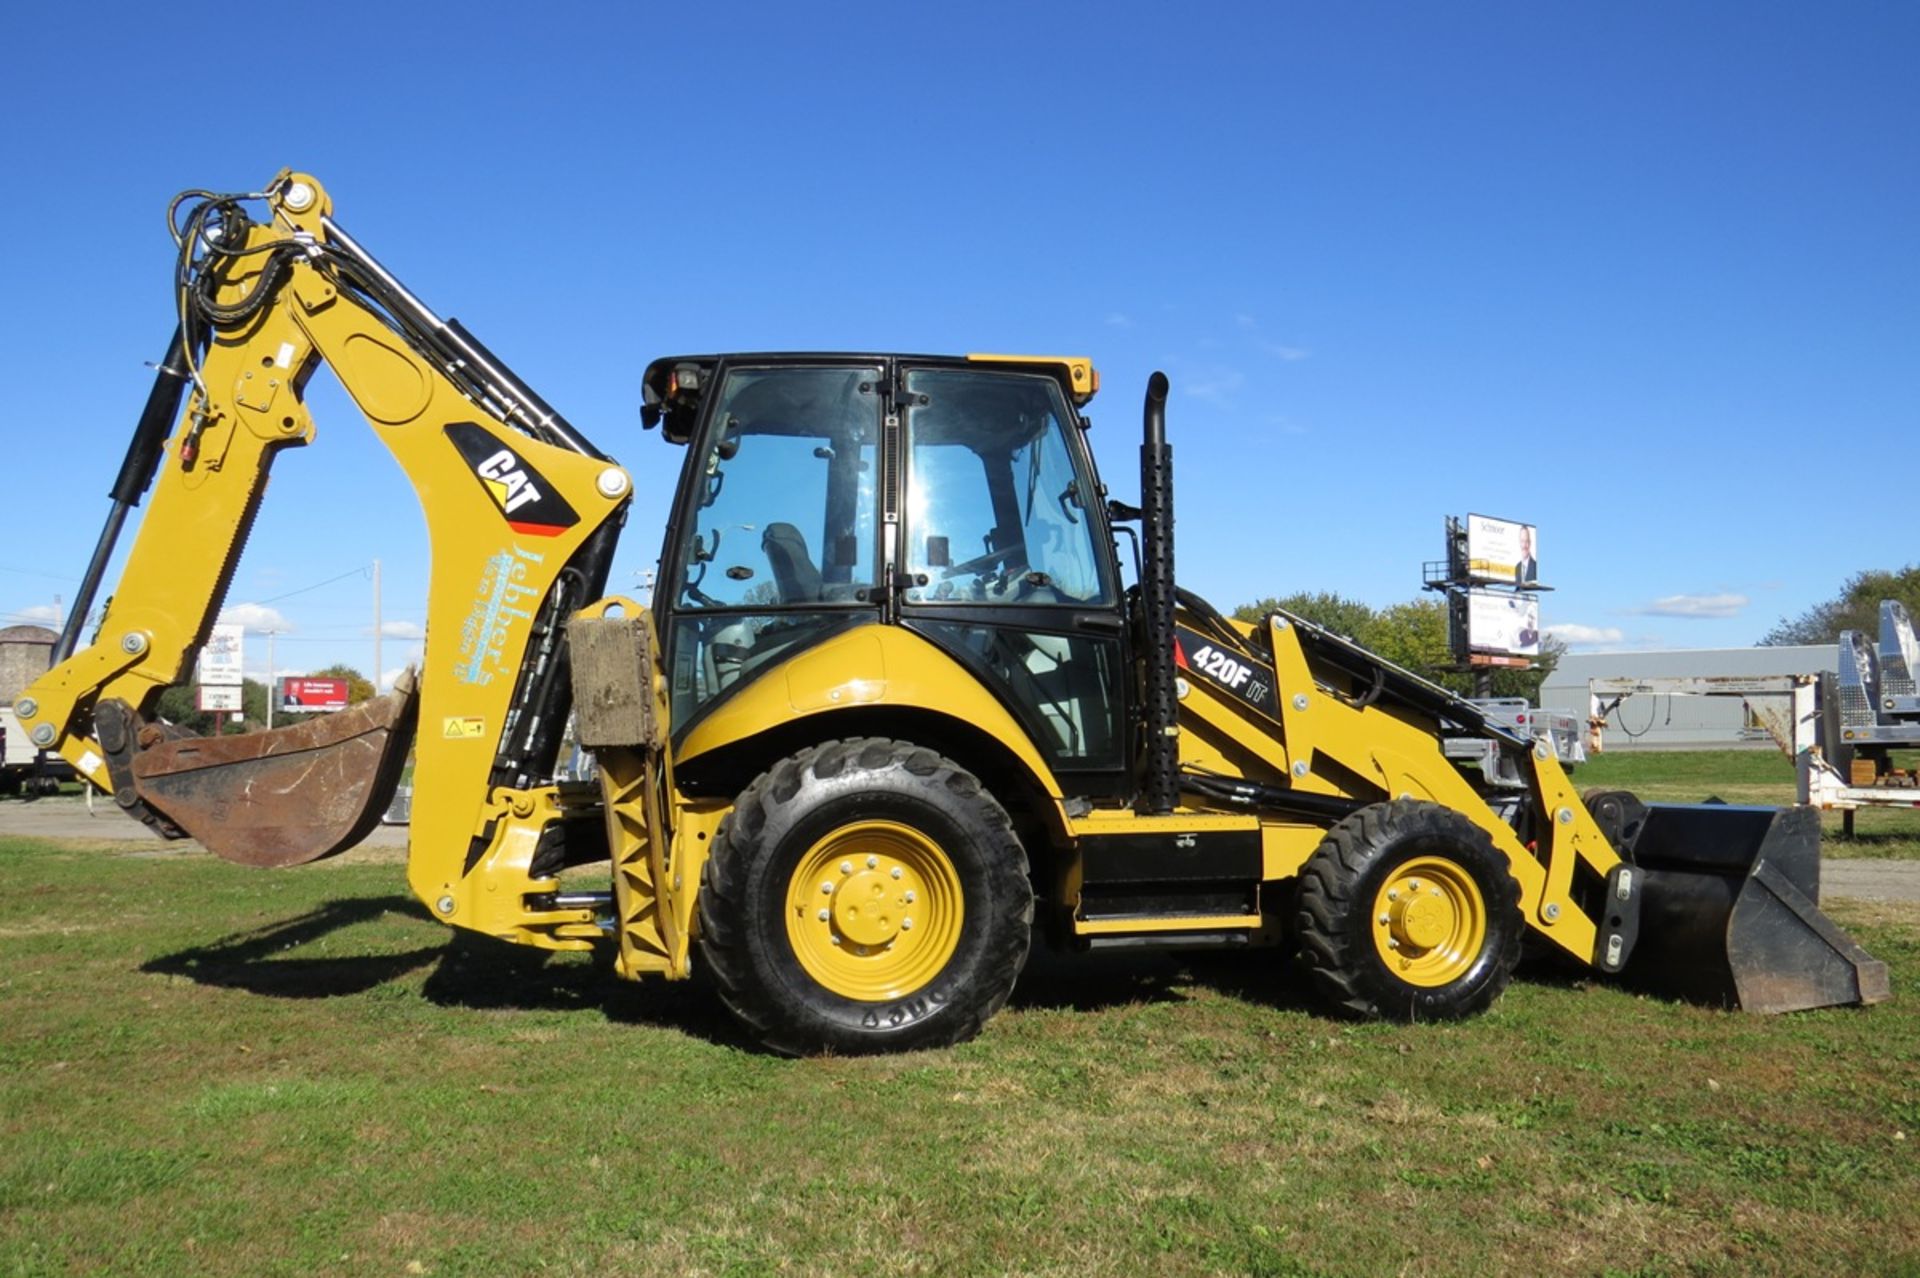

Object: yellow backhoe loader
[16,173,1888,1053]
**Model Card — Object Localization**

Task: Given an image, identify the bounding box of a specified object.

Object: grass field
[1576,749,1920,860]
[1,830,1916,1277]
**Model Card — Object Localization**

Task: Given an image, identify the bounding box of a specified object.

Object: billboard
[1465,589,1541,658]
[197,684,243,713]
[280,677,350,713]
[1465,513,1539,586]
[199,623,245,686]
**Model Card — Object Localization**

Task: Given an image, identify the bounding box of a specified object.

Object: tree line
[1761,565,1920,647]
[1231,592,1561,702]
[156,664,374,734]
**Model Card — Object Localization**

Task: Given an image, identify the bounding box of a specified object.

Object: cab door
[895,365,1130,799]
[658,362,886,739]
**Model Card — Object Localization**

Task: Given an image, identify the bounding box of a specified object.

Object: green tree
[240,678,270,728]
[1232,592,1376,641]
[307,664,376,705]
[154,677,270,733]
[1761,565,1920,646]
[154,685,215,734]
[1232,592,1561,702]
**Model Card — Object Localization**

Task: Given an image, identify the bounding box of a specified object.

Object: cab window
[677,366,881,610]
[903,369,1111,606]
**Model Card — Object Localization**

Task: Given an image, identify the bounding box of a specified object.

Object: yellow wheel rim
[784,820,964,1001]
[1370,855,1487,988]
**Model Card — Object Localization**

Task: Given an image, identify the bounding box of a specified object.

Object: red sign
[281,677,350,712]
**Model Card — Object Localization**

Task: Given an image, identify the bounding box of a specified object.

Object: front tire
[1296,799,1523,1021]
[698,738,1033,1055]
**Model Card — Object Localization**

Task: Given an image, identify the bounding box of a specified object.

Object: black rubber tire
[697,738,1033,1055]
[1296,799,1523,1022]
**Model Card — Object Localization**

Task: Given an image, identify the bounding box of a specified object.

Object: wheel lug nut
[830,936,841,945]
[1377,914,1390,925]
[1388,938,1400,950]
[840,861,852,875]
[904,891,916,903]
[817,908,830,922]
[1388,890,1400,901]
[901,918,914,930]
[867,856,878,868]
[1409,879,1422,891]
[821,882,834,894]
[891,867,903,879]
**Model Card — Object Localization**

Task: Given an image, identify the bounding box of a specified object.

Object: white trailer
[1587,673,1920,835]
[1,707,75,796]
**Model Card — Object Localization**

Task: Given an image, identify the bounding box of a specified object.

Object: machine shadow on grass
[139,893,741,1047]
[142,897,1333,1046]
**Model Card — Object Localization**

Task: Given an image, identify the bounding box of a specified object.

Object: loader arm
[16,173,633,942]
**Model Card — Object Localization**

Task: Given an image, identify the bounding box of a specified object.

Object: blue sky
[2,2,1914,684]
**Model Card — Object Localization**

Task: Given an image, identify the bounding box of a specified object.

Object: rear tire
[698,738,1033,1055]
[1296,799,1522,1021]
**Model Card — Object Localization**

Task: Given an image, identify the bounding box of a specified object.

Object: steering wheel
[941,542,1025,581]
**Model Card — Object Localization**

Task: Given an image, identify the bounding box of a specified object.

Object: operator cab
[643,354,1130,795]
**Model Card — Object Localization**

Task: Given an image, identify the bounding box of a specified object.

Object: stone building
[0,624,57,703]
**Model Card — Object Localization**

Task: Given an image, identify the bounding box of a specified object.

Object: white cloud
[1181,369,1246,408]
[1634,593,1748,619]
[379,620,425,640]
[219,602,293,632]
[1546,623,1626,648]
[1260,342,1310,362]
[1234,312,1258,329]
[1103,312,1131,328]
[378,649,423,692]
[10,603,61,624]
[245,662,305,682]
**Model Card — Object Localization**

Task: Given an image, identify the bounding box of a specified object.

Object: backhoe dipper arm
[16,173,633,934]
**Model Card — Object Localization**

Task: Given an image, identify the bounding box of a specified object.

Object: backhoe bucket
[130,671,419,868]
[1586,792,1890,1013]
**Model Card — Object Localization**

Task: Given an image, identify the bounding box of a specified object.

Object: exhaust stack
[1139,372,1177,815]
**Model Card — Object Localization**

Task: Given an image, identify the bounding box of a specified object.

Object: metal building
[1541,644,1831,751]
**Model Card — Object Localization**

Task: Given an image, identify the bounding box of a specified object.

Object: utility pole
[372,558,382,694]
[265,628,278,730]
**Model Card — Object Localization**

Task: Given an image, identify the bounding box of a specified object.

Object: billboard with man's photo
[1465,514,1539,586]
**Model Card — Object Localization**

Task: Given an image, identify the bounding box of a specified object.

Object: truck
[12,173,1887,1053]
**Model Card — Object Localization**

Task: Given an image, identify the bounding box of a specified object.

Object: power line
[249,564,372,606]
[0,564,78,584]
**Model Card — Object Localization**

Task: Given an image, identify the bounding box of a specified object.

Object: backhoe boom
[17,173,633,945]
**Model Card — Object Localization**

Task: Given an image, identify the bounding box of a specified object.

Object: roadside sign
[1464,589,1541,658]
[1465,514,1540,587]
[200,623,245,686]
[197,684,244,713]
[281,677,350,712]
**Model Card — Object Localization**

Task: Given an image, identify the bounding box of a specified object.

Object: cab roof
[641,353,1099,437]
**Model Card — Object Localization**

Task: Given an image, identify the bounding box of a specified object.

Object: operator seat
[762,523,822,603]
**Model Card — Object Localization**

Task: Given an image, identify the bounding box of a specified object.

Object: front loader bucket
[130,671,419,867]
[1586,792,1890,1013]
